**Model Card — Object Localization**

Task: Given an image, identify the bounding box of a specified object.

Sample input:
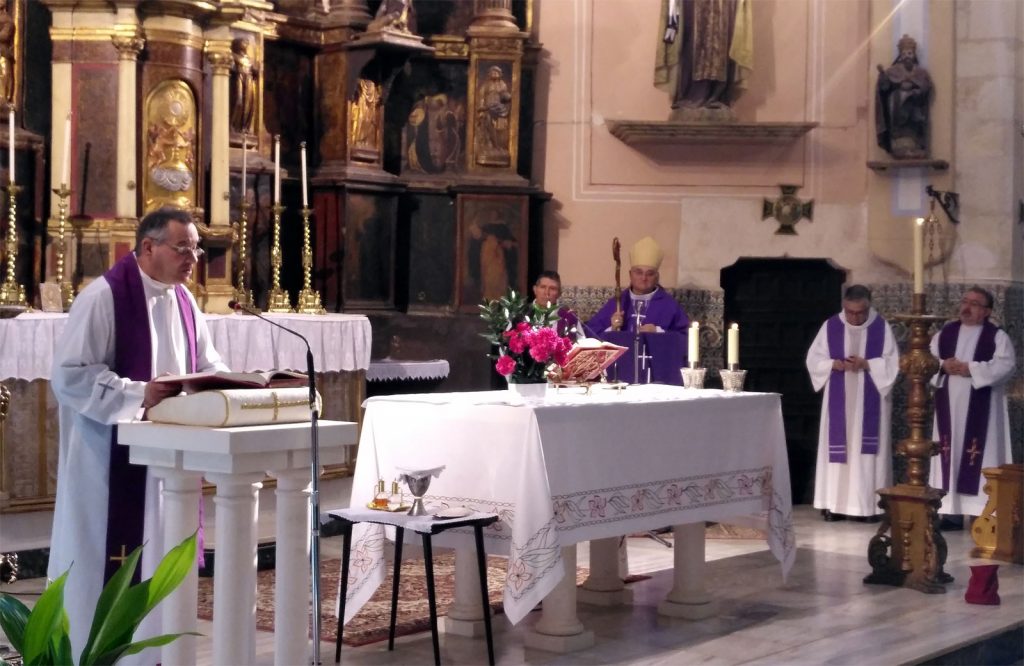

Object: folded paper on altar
[557,339,627,382]
[154,369,308,393]
[146,387,320,427]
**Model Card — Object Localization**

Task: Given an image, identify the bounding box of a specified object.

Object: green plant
[0,532,199,666]
[479,288,571,382]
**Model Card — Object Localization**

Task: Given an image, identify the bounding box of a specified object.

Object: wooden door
[721,259,845,504]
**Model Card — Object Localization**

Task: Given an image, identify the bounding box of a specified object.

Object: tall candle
[727,323,739,367]
[61,113,71,187]
[273,135,281,204]
[241,137,247,196]
[7,108,14,186]
[688,321,700,364]
[913,217,924,294]
[300,141,308,207]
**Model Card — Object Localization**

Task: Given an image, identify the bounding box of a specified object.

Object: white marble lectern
[118,419,358,666]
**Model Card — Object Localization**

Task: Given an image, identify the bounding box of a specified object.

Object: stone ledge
[606,120,818,145]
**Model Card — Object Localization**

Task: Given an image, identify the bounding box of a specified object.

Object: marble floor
[4,499,1021,665]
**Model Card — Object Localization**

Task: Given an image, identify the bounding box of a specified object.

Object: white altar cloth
[342,384,795,626]
[0,311,371,380]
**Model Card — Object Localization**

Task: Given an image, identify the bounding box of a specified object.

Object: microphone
[228,299,326,661]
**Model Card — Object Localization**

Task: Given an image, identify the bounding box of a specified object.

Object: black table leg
[388,526,405,651]
[335,521,353,663]
[422,534,441,666]
[474,525,495,666]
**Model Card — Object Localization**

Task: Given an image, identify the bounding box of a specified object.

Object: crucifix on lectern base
[631,302,648,384]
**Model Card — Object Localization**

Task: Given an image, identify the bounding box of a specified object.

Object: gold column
[865,294,952,593]
[112,29,145,222]
[202,40,236,314]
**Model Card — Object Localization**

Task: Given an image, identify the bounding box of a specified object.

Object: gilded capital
[206,50,233,75]
[111,34,145,61]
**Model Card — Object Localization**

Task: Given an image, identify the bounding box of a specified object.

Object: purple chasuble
[103,253,197,582]
[934,320,998,495]
[586,287,689,336]
[825,314,885,463]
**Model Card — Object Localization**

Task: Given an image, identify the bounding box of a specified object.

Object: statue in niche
[145,83,196,210]
[654,0,753,118]
[349,79,382,155]
[0,0,15,108]
[875,34,933,159]
[230,37,259,137]
[474,65,512,166]
[406,93,463,174]
[367,0,415,34]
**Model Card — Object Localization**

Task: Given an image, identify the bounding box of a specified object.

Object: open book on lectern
[558,338,627,383]
[153,369,308,393]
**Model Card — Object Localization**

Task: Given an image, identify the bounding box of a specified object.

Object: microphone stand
[232,302,324,664]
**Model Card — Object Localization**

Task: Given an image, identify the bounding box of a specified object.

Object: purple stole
[826,314,885,463]
[103,253,197,582]
[556,306,578,338]
[934,321,998,495]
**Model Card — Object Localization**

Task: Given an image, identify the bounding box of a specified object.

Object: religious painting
[456,194,527,312]
[469,59,516,169]
[406,193,455,310]
[343,192,395,309]
[394,60,467,177]
[143,79,198,213]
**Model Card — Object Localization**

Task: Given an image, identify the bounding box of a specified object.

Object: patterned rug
[704,523,768,540]
[197,553,634,647]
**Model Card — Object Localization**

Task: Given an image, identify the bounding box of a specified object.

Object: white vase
[507,380,548,399]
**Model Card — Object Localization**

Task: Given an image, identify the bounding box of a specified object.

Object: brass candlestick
[266,202,293,312]
[295,205,325,315]
[232,200,255,311]
[865,292,952,593]
[52,185,74,310]
[0,184,26,308]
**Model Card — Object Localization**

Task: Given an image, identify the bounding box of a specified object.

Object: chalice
[397,465,446,516]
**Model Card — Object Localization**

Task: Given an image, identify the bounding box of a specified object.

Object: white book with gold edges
[146,387,321,427]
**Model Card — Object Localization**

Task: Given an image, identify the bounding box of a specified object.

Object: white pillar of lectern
[206,471,265,666]
[578,537,632,606]
[658,522,715,619]
[444,548,487,636]
[523,545,595,652]
[273,469,311,664]
[149,468,203,666]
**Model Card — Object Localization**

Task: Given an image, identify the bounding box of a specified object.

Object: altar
[340,384,795,647]
[0,311,371,515]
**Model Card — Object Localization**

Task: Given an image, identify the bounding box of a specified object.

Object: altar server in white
[49,208,227,660]
[929,286,1016,518]
[807,285,899,519]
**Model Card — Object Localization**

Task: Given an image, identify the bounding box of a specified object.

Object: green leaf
[81,583,149,665]
[79,544,143,665]
[142,533,196,616]
[21,571,69,665]
[0,594,31,654]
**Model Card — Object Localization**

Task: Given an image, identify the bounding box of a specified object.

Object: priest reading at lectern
[48,207,228,660]
[586,236,689,383]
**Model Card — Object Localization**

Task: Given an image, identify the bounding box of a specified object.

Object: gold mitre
[629,236,663,270]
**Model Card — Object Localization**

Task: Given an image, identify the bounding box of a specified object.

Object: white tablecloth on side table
[343,384,795,625]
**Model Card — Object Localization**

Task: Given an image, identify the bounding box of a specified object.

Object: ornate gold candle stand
[52,185,74,310]
[0,184,27,309]
[266,202,293,313]
[864,293,952,593]
[231,201,255,311]
[295,205,325,314]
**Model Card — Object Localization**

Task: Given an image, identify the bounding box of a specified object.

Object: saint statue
[655,0,753,115]
[230,37,259,137]
[367,0,414,34]
[349,79,382,153]
[0,0,15,109]
[876,34,933,159]
[474,65,512,166]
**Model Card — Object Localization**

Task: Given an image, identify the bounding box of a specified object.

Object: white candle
[300,141,308,207]
[241,137,247,197]
[727,323,739,367]
[61,113,71,187]
[7,108,14,186]
[688,321,700,364]
[273,135,281,204]
[913,217,924,294]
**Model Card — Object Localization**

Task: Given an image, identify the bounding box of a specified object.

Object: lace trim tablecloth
[366,359,450,382]
[0,311,372,380]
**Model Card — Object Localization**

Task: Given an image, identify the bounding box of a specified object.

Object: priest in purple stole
[806,285,899,520]
[586,237,689,383]
[49,208,227,660]
[929,287,1016,518]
